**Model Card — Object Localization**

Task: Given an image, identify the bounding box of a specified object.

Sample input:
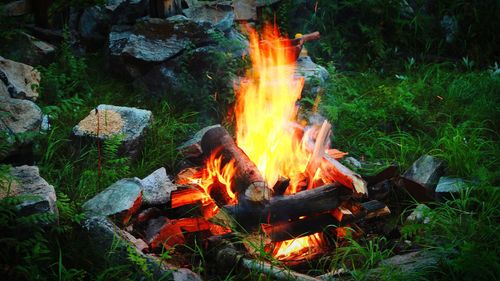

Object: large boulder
[82,178,143,225]
[0,56,41,101]
[72,104,152,157]
[0,165,58,218]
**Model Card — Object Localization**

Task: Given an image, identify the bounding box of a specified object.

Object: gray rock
[109,0,149,25]
[140,167,177,205]
[295,56,329,97]
[0,165,58,217]
[435,177,466,200]
[108,16,216,78]
[403,155,446,193]
[110,16,213,62]
[81,216,202,280]
[406,203,431,224]
[0,96,43,159]
[183,1,234,32]
[1,32,56,66]
[79,6,111,45]
[177,124,221,158]
[76,0,149,48]
[0,97,42,134]
[82,178,143,224]
[72,104,153,157]
[0,56,41,101]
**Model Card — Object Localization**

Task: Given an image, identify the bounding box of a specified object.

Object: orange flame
[183,149,237,204]
[184,24,337,260]
[235,24,309,191]
[273,233,327,261]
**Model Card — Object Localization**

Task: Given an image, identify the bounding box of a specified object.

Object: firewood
[149,217,213,249]
[201,126,271,202]
[305,120,331,189]
[262,213,339,242]
[170,187,208,208]
[263,200,390,242]
[321,154,368,196]
[219,183,352,230]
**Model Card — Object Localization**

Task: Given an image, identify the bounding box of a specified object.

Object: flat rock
[140,167,177,206]
[295,56,329,97]
[0,56,41,101]
[403,155,446,190]
[81,216,202,280]
[0,165,57,217]
[72,104,152,157]
[82,178,143,224]
[109,16,215,76]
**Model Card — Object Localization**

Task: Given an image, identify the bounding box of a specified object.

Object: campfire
[127,24,392,275]
[152,25,387,264]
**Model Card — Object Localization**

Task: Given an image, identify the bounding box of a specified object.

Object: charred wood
[201,126,271,202]
[220,184,352,230]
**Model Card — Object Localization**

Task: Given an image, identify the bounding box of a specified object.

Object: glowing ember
[272,233,327,261]
[182,148,237,205]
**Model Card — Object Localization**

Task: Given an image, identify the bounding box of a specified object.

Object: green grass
[313,63,500,280]
[1,18,499,281]
[320,63,500,179]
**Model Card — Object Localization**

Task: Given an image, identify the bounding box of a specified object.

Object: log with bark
[215,183,352,230]
[201,126,271,202]
[262,200,390,242]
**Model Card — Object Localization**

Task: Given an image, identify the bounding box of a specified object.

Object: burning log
[201,126,271,202]
[171,187,208,208]
[218,183,352,230]
[321,154,368,196]
[263,200,390,242]
[262,213,338,242]
[149,217,218,249]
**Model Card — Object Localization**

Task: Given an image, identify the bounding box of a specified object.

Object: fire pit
[83,24,393,279]
[153,25,386,266]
